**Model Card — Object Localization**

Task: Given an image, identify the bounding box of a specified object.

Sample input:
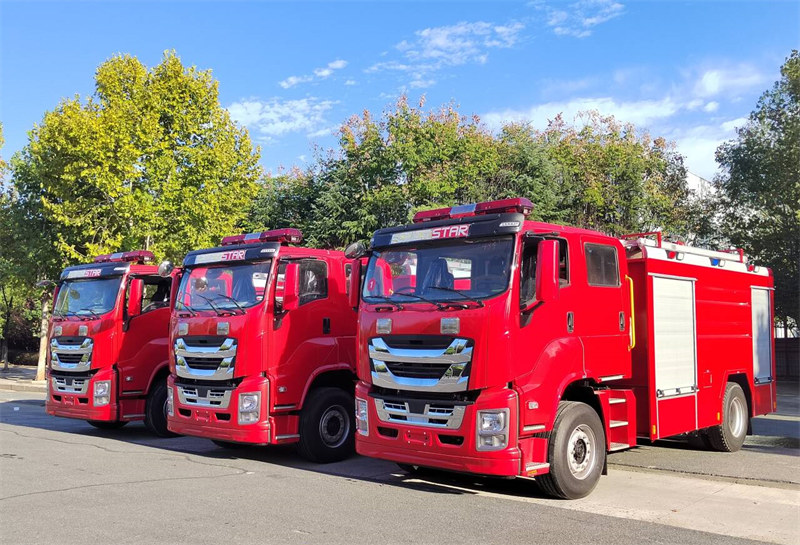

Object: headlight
[355,398,369,436]
[238,392,260,425]
[93,380,111,406]
[480,411,506,433]
[476,409,509,451]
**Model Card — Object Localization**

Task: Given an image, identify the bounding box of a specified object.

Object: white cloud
[279,75,314,89]
[482,96,681,131]
[668,116,749,179]
[539,0,625,38]
[344,79,357,86]
[227,98,336,139]
[307,125,339,138]
[278,59,348,88]
[703,101,719,113]
[692,65,765,98]
[368,20,524,87]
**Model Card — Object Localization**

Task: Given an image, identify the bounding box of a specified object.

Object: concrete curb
[0,380,48,393]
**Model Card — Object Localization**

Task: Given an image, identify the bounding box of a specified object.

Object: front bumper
[45,367,118,422]
[355,381,524,477]
[167,375,272,444]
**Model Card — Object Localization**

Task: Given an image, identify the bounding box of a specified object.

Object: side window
[142,276,172,313]
[585,243,620,286]
[345,263,352,296]
[299,259,328,305]
[520,238,569,307]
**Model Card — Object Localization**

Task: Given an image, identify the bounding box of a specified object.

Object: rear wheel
[707,382,748,452]
[537,401,605,499]
[297,387,355,463]
[88,420,127,430]
[144,378,177,437]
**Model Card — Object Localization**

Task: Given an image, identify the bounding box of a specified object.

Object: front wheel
[297,387,355,463]
[144,378,177,438]
[707,382,748,452]
[537,401,605,499]
[88,420,127,430]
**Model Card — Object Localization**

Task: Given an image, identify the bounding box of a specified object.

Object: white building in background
[686,171,713,198]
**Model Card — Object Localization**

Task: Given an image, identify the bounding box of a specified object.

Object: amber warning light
[412,198,533,223]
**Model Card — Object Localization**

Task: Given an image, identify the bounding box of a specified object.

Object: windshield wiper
[366,296,404,310]
[426,286,485,308]
[211,293,246,315]
[76,307,101,319]
[193,294,225,316]
[175,301,198,316]
[393,288,446,310]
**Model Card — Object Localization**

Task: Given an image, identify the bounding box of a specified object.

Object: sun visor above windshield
[183,242,282,267]
[370,212,525,249]
[60,262,131,280]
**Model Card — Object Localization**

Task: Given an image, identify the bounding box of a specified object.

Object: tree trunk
[35,298,49,381]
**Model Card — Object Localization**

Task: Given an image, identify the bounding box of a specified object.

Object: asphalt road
[1,390,798,545]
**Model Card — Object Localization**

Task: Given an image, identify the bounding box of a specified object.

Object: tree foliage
[10,51,262,271]
[250,98,692,248]
[713,50,800,325]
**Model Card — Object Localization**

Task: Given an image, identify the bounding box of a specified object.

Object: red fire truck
[349,198,776,498]
[165,229,358,462]
[46,251,178,436]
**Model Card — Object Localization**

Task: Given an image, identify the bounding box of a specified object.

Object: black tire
[707,382,748,452]
[144,378,177,437]
[211,439,248,449]
[537,401,606,499]
[88,420,127,430]
[297,387,355,463]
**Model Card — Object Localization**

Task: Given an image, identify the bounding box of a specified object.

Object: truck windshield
[54,278,121,317]
[177,261,271,311]
[363,237,514,304]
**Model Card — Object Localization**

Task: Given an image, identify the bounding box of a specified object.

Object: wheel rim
[567,424,597,480]
[728,396,746,438]
[319,404,349,448]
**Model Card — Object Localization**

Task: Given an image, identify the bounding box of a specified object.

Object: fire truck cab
[350,198,775,498]
[46,251,177,436]
[165,229,358,462]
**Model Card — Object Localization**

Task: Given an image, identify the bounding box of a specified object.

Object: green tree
[10,51,262,266]
[538,112,690,236]
[713,50,800,329]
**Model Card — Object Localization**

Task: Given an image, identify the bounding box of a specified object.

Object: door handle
[322,317,331,334]
[567,312,574,333]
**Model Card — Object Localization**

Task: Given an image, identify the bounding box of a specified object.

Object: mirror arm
[521,300,545,316]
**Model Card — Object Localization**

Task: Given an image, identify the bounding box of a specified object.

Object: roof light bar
[93,250,155,264]
[412,198,533,223]
[221,228,303,246]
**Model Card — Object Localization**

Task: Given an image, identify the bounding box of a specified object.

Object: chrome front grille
[50,337,93,372]
[369,336,473,393]
[176,384,233,408]
[374,398,466,429]
[174,337,237,381]
[51,374,90,394]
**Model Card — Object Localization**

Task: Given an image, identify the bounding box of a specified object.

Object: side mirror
[158,260,174,277]
[344,241,367,260]
[348,260,362,309]
[535,240,560,304]
[124,278,144,331]
[282,262,301,312]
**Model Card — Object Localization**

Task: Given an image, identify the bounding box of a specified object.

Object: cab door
[579,238,630,380]
[117,275,173,395]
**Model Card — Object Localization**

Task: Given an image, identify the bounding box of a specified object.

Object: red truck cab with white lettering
[46,251,178,435]
[351,198,776,498]
[166,229,359,462]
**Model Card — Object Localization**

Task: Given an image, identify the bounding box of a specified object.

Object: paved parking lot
[1,386,798,545]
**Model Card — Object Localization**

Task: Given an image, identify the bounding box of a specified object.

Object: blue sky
[1,1,798,180]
